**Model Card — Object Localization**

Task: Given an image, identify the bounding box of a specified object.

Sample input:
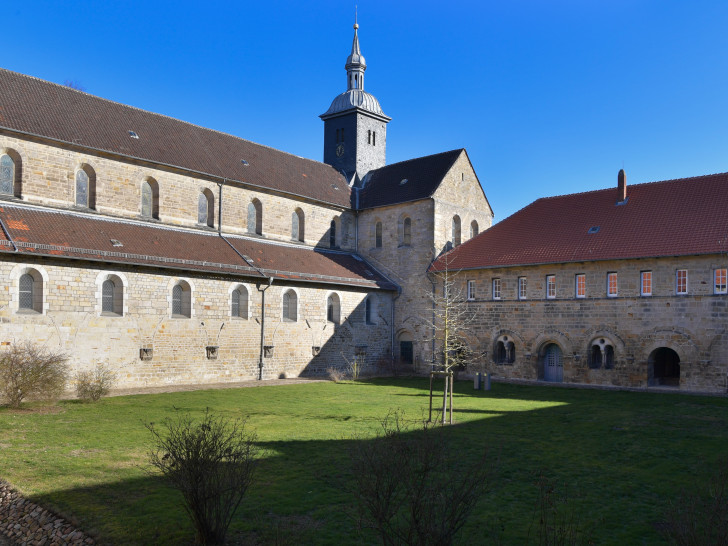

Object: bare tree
[425,251,479,424]
[0,341,68,408]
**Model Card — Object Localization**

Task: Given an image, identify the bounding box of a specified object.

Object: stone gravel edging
[0,480,96,545]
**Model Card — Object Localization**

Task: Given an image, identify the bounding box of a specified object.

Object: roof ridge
[372,148,464,171]
[0,68,347,180]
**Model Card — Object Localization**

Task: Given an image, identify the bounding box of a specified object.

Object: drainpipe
[257,277,274,380]
[390,287,402,365]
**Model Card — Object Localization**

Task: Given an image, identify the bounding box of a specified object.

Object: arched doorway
[398,332,413,365]
[543,343,563,382]
[648,347,680,387]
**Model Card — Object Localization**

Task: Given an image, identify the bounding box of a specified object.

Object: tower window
[368,130,371,144]
[373,131,376,146]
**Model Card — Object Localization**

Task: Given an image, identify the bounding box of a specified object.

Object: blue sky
[5,1,728,221]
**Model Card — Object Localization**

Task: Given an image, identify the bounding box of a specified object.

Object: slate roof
[0,204,396,290]
[358,149,464,209]
[0,68,352,207]
[431,172,728,271]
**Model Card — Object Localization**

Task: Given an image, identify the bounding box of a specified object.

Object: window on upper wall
[492,278,501,300]
[327,293,341,324]
[1,154,16,196]
[282,289,298,322]
[231,285,249,319]
[329,219,337,248]
[172,282,192,318]
[403,217,412,246]
[367,130,371,144]
[607,272,618,297]
[715,269,727,294]
[373,131,376,146]
[452,215,461,247]
[141,178,160,219]
[470,220,479,239]
[248,199,263,235]
[676,269,688,295]
[467,280,476,301]
[365,295,375,324]
[198,189,214,227]
[575,274,586,298]
[375,222,383,248]
[292,208,305,242]
[75,165,96,209]
[18,270,43,313]
[546,275,556,299]
[518,277,527,300]
[641,271,652,296]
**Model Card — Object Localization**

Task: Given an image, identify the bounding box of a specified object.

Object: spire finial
[354,5,358,29]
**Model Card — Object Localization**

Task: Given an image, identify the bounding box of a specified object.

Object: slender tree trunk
[441,373,448,425]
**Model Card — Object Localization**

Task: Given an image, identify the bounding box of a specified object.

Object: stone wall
[0,255,392,388]
[438,255,728,393]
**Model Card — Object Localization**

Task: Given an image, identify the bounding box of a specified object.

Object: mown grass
[1,379,727,544]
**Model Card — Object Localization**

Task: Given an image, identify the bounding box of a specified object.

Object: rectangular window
[641,271,652,296]
[715,269,727,294]
[607,272,618,297]
[518,277,527,300]
[492,278,501,300]
[676,269,688,294]
[575,274,586,298]
[546,275,556,299]
[467,280,476,301]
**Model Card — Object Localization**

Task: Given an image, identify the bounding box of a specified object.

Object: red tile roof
[431,172,728,271]
[0,204,396,290]
[0,68,352,207]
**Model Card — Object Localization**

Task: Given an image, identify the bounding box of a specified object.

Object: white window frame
[546,275,556,299]
[518,277,527,300]
[676,269,688,295]
[715,268,727,295]
[607,272,618,298]
[575,274,586,299]
[492,278,501,300]
[467,280,476,301]
[641,271,652,297]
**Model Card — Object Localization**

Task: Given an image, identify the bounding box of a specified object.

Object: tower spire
[346,17,366,91]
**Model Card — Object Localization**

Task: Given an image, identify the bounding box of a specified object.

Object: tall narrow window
[1,154,15,195]
[248,200,262,235]
[375,222,383,248]
[282,290,297,322]
[292,208,304,242]
[575,274,586,298]
[172,282,191,318]
[102,279,115,313]
[546,275,556,299]
[676,269,688,295]
[403,217,412,246]
[452,216,461,247]
[329,220,337,248]
[641,271,652,296]
[518,277,527,300]
[367,130,371,144]
[373,131,376,146]
[715,269,727,294]
[470,220,479,239]
[75,169,89,207]
[467,280,476,301]
[327,293,341,324]
[231,286,249,318]
[141,181,153,218]
[607,272,618,297]
[19,273,34,311]
[492,278,501,300]
[198,190,214,227]
[365,296,374,324]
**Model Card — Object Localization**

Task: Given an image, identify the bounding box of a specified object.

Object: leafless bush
[349,410,492,545]
[328,367,346,383]
[147,409,258,545]
[75,364,116,402]
[529,472,592,546]
[659,461,728,545]
[0,341,68,408]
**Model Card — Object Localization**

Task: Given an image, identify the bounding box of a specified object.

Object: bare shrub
[147,409,258,545]
[0,341,69,408]
[328,367,346,383]
[659,461,728,545]
[529,472,593,546]
[75,364,116,402]
[349,410,491,545]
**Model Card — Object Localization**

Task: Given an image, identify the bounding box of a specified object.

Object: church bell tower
[320,21,391,187]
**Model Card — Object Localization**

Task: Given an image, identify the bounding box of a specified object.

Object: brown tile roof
[358,149,463,209]
[0,204,396,290]
[431,172,728,271]
[0,68,352,207]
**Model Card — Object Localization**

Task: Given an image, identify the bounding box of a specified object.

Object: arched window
[75,166,96,209]
[282,289,297,322]
[292,208,305,242]
[452,215,461,247]
[1,154,15,196]
[403,217,412,246]
[141,178,160,219]
[329,219,337,248]
[495,341,507,364]
[375,222,383,248]
[172,282,192,318]
[198,189,214,227]
[231,286,249,318]
[18,269,43,313]
[495,336,516,364]
[248,199,262,235]
[590,345,602,369]
[327,293,341,324]
[589,338,615,370]
[365,295,376,324]
[470,220,479,239]
[101,278,123,316]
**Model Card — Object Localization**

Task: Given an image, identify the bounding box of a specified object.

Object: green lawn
[1,379,727,544]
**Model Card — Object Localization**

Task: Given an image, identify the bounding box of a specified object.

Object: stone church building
[1,24,726,393]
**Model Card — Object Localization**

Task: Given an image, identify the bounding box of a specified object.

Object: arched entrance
[543,343,563,382]
[398,332,413,365]
[648,347,680,387]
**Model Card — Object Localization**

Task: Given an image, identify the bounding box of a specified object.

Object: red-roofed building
[430,170,728,393]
